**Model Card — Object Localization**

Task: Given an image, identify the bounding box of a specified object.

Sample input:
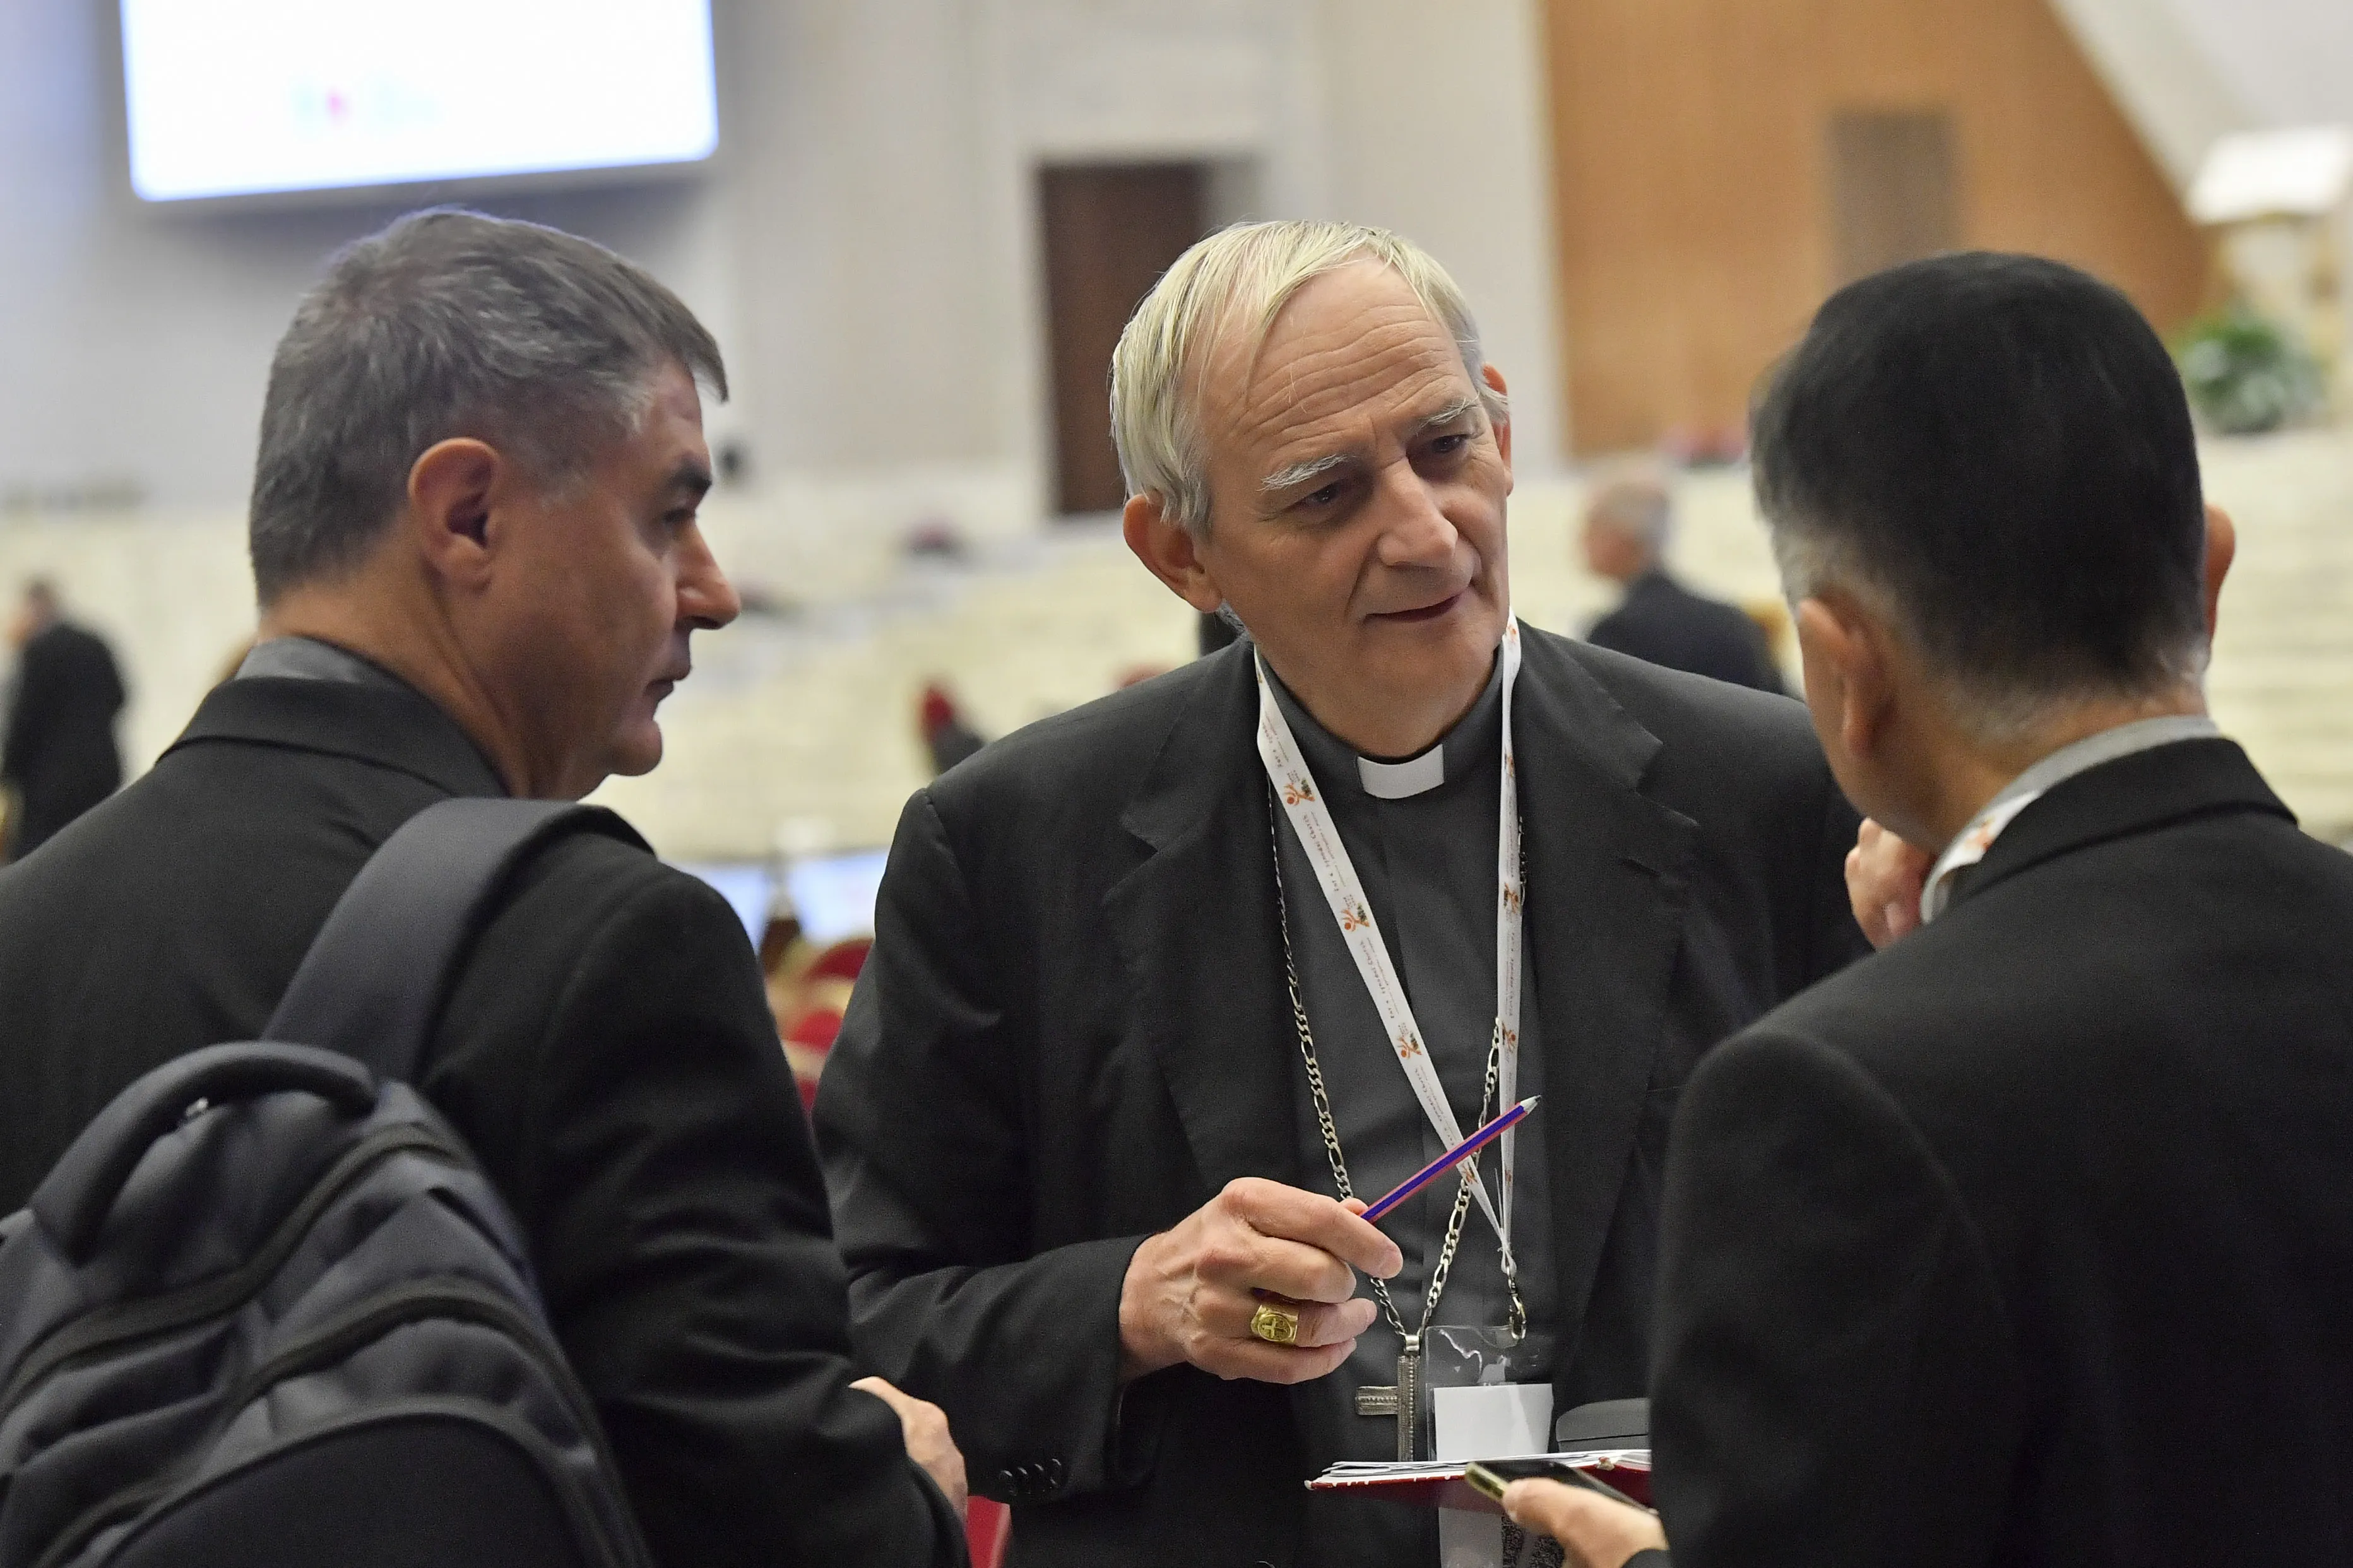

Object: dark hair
[1751,252,2205,722]
[248,208,725,606]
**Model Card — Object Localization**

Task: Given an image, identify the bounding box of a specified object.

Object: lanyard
[1920,714,2222,922]
[1253,618,1524,1265]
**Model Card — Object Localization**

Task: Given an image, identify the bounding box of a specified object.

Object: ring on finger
[1248,1300,1302,1346]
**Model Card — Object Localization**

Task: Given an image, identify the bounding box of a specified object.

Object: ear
[405,438,506,592]
[1482,364,1513,476]
[1123,492,1226,615]
[2201,502,2236,644]
[1794,589,1897,768]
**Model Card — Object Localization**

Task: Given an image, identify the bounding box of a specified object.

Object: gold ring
[1248,1300,1301,1346]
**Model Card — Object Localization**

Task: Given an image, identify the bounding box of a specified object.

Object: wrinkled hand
[852,1376,968,1518]
[1847,817,1931,948]
[1502,1479,1668,1568]
[1118,1178,1403,1384]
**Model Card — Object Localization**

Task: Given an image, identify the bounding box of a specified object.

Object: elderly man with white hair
[817,221,1869,1567]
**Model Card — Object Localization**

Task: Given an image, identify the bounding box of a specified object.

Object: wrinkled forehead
[1195,262,1476,471]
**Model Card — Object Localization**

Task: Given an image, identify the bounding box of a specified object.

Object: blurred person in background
[1507,254,2353,1567]
[918,680,987,775]
[2,579,126,859]
[1581,476,1784,693]
[0,209,968,1568]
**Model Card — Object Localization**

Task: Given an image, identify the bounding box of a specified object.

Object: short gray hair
[1585,473,1673,556]
[249,208,725,606]
[1109,220,1507,536]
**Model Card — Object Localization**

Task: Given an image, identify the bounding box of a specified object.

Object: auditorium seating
[3,431,2348,863]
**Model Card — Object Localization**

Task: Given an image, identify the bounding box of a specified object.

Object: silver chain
[1267,786,1527,1345]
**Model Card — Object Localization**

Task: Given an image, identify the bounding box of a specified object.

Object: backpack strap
[263,798,643,1085]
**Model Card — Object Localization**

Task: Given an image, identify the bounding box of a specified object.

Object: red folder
[1306,1451,1652,1515]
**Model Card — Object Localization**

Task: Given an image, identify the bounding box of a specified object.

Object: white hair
[1108,220,1507,537]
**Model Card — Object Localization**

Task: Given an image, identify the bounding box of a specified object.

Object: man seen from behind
[3,579,126,859]
[1508,253,2353,1565]
[1580,478,1782,694]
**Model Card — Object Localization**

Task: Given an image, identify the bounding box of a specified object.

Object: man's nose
[677,524,742,631]
[1370,464,1461,568]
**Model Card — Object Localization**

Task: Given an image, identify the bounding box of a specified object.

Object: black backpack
[0,799,655,1568]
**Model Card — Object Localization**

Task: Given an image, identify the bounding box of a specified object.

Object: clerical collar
[1262,652,1505,803]
[235,635,409,692]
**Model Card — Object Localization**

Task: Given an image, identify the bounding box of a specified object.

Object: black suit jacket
[0,675,964,1568]
[1587,572,1783,694]
[1647,738,2353,1566]
[815,627,1865,1566]
[3,620,126,855]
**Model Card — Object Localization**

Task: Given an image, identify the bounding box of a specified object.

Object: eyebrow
[1414,392,1486,435]
[666,459,715,502]
[1257,394,1487,496]
[1260,452,1351,496]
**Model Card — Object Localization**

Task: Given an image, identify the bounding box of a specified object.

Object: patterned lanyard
[1921,714,2223,921]
[1252,619,1525,1266]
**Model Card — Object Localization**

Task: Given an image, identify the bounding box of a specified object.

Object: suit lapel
[1104,644,1304,1196]
[1514,628,1698,1348]
[1103,627,1700,1335]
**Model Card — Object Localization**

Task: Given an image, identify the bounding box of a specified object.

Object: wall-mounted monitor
[121,0,719,204]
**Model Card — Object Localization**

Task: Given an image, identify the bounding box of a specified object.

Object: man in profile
[817,220,1868,1567]
[1580,477,1782,693]
[0,210,968,1568]
[3,579,126,858]
[1507,254,2353,1565]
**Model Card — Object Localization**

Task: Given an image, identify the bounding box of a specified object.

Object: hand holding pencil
[1112,1100,1540,1389]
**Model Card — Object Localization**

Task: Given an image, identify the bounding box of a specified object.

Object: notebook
[1305,1450,1652,1515]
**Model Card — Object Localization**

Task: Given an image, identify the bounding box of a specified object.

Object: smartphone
[1462,1458,1656,1514]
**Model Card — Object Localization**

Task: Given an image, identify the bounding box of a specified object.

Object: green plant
[2173,307,2325,435]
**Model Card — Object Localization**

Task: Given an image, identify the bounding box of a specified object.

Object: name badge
[1436,1384,1559,1568]
[1433,1382,1553,1461]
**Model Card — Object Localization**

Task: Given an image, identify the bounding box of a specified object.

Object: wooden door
[1040,163,1208,516]
[1827,110,1960,285]
[1541,0,2210,457]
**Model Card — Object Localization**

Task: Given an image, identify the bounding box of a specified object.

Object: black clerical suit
[0,659,964,1568]
[3,618,126,857]
[1587,572,1782,694]
[1643,738,2353,1567]
[816,625,1867,1566]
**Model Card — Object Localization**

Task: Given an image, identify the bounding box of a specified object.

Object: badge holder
[1426,1327,1559,1568]
[1424,1325,1553,1461]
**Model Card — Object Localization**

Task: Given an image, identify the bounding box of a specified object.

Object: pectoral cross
[1354,1332,1422,1461]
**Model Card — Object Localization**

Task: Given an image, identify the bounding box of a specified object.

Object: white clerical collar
[1357,746,1445,800]
[1258,646,1503,803]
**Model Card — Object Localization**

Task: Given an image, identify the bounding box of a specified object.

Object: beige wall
[0,0,1570,527]
[1310,0,1568,464]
